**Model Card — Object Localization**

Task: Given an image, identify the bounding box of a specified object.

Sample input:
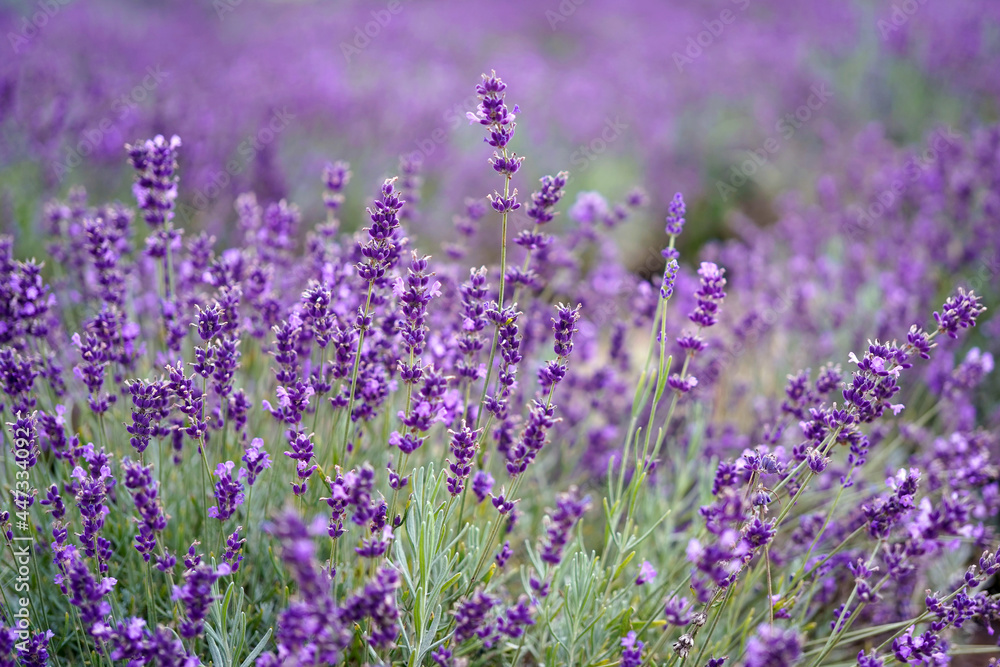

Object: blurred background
[2,0,998,260]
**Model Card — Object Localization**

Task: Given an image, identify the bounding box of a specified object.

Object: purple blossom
[242,437,272,486]
[224,528,246,572]
[525,171,568,225]
[126,134,181,229]
[636,560,657,585]
[173,560,231,639]
[496,541,512,567]
[121,458,168,561]
[54,545,117,634]
[1,347,39,415]
[446,422,480,496]
[621,631,644,667]
[283,430,317,495]
[453,589,497,644]
[856,649,885,667]
[743,624,802,667]
[661,258,679,300]
[468,70,519,150]
[539,489,590,565]
[688,262,727,329]
[207,461,246,521]
[664,192,686,236]
[356,178,405,284]
[664,596,692,626]
[342,567,401,648]
[72,459,114,573]
[0,623,16,667]
[322,161,351,217]
[125,378,169,454]
[261,511,350,664]
[472,470,494,503]
[933,287,986,338]
[16,630,52,667]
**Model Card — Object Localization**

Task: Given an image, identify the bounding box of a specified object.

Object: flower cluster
[0,69,996,667]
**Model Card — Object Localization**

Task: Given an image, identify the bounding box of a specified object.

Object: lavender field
[1,1,999,665]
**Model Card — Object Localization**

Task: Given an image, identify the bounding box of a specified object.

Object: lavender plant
[0,71,997,667]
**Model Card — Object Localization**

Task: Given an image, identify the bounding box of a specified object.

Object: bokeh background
[3,0,998,252]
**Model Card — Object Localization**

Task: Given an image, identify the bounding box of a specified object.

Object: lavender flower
[468,70,519,152]
[446,422,480,496]
[664,595,693,626]
[322,160,351,220]
[688,261,727,329]
[621,631,644,667]
[261,510,350,664]
[208,461,246,521]
[525,172,568,225]
[743,624,802,667]
[173,560,230,639]
[1,347,39,415]
[224,528,246,572]
[933,287,986,338]
[636,560,657,585]
[242,437,272,486]
[660,258,679,300]
[453,590,497,644]
[55,545,116,634]
[0,623,15,667]
[342,567,401,648]
[356,178,405,284]
[539,489,590,565]
[126,134,181,229]
[538,303,582,392]
[496,541,512,567]
[125,379,168,454]
[16,630,52,667]
[121,458,168,561]
[72,457,113,572]
[664,192,687,236]
[472,470,494,503]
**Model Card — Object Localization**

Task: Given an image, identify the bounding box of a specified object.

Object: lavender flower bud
[661,259,679,300]
[664,192,686,236]
[207,461,246,521]
[621,631,644,667]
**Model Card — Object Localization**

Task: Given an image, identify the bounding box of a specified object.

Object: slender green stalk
[807,541,883,667]
[473,141,514,434]
[339,281,375,467]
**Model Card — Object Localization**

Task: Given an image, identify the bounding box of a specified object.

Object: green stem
[473,144,513,433]
[340,281,375,467]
